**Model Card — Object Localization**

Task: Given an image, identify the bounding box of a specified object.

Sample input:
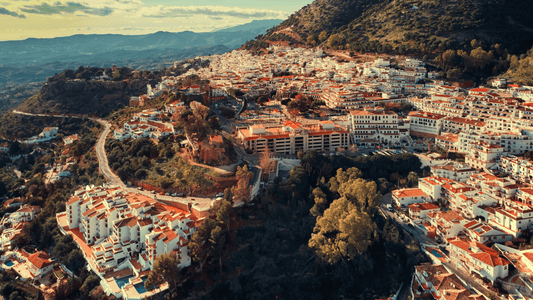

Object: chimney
[187,202,192,213]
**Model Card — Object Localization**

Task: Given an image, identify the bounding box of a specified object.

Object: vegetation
[502,46,533,85]
[185,150,427,299]
[244,0,533,82]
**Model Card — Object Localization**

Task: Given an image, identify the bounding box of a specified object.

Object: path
[12,110,215,210]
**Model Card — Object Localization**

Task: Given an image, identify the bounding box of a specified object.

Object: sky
[0,0,314,41]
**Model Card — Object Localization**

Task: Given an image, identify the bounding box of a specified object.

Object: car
[165,193,170,196]
[177,193,185,197]
[171,193,177,197]
[150,191,156,194]
[137,187,142,191]
[386,204,394,211]
[215,192,224,197]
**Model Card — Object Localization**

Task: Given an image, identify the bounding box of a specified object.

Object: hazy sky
[0,0,313,41]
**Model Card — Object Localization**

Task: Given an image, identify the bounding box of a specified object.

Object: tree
[209,226,227,271]
[189,218,217,273]
[318,31,328,43]
[309,197,376,265]
[259,147,273,173]
[446,68,461,81]
[307,34,316,46]
[80,275,100,296]
[407,171,419,187]
[232,165,253,203]
[145,253,182,291]
[310,187,328,218]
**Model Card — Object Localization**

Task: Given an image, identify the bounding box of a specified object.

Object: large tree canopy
[309,197,377,265]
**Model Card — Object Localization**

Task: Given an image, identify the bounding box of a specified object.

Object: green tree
[310,187,328,218]
[189,218,217,273]
[145,253,182,292]
[309,197,376,265]
[209,226,227,271]
[80,275,100,296]
[318,30,328,42]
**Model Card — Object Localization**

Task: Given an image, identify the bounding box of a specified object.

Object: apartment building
[237,120,350,155]
[430,162,480,183]
[349,107,403,145]
[500,155,533,181]
[464,141,505,171]
[448,238,510,283]
[59,185,206,277]
[408,111,446,138]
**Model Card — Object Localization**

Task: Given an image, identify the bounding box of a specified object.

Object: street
[13,110,215,211]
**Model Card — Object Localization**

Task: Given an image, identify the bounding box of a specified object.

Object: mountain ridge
[245,0,533,56]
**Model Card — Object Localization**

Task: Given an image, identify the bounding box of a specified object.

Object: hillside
[501,47,533,85]
[245,0,533,56]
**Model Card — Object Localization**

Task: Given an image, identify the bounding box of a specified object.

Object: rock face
[23,78,148,117]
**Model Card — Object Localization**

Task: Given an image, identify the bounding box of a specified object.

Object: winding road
[12,110,214,210]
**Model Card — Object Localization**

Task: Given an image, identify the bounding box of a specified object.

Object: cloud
[140,5,287,19]
[21,1,113,16]
[0,7,26,18]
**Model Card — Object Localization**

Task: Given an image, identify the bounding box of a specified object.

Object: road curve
[12,110,214,208]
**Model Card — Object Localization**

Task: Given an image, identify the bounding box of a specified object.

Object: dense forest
[164,151,430,300]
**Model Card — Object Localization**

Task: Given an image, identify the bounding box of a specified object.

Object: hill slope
[245,0,533,55]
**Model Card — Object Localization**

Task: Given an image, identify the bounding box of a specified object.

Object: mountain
[0,19,276,88]
[0,45,229,87]
[0,21,277,68]
[216,19,282,32]
[245,0,533,56]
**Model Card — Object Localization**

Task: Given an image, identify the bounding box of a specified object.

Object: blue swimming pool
[431,249,443,258]
[4,260,14,267]
[115,275,134,289]
[134,277,149,294]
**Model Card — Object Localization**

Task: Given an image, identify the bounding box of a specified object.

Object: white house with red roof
[392,188,430,209]
[412,263,483,300]
[114,108,174,141]
[468,87,492,98]
[426,210,467,241]
[26,251,53,280]
[448,237,510,282]
[3,197,23,209]
[430,163,480,183]
[408,202,440,221]
[0,205,41,230]
[463,220,512,243]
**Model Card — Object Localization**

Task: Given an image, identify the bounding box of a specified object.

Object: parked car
[137,187,142,191]
[150,191,156,194]
[177,193,185,197]
[215,192,224,197]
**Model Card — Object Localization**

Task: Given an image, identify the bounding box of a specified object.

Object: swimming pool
[431,249,443,258]
[4,260,14,267]
[134,277,149,294]
[115,275,134,289]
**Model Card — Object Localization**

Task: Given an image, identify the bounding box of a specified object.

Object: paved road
[12,110,215,211]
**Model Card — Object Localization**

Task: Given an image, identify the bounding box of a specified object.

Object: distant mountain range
[0,19,282,86]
